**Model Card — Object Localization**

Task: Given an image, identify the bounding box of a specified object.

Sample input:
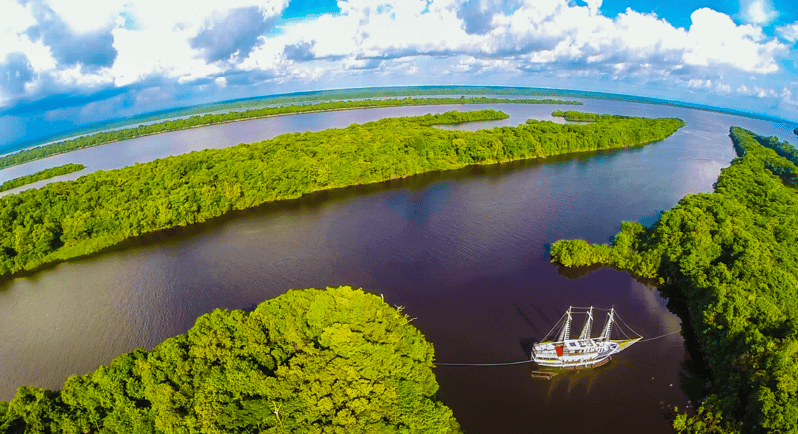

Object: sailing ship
[531,306,641,369]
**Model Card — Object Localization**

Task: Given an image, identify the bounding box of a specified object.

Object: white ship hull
[530,306,640,369]
[531,338,640,369]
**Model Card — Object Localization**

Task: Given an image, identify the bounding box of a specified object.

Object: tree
[0,287,462,434]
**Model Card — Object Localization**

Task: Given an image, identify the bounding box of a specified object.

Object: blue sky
[2,0,798,149]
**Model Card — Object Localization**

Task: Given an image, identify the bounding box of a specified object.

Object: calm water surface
[0,103,567,194]
[0,99,794,432]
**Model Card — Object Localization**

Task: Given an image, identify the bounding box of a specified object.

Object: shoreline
[0,98,581,171]
[0,111,684,279]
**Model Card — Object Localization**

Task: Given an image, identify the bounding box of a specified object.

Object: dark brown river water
[0,99,795,432]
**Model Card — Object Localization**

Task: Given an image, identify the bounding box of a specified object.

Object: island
[0,110,684,278]
[550,127,798,433]
[0,96,581,170]
[0,163,85,193]
[0,286,462,433]
[551,110,624,122]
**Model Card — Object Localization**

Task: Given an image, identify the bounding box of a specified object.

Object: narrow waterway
[0,99,794,432]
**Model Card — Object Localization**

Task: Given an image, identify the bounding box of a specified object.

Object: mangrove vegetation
[0,286,461,434]
[0,97,580,170]
[0,110,683,278]
[550,127,798,433]
[0,163,84,193]
[551,110,626,122]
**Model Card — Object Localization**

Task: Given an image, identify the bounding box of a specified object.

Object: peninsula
[0,96,580,170]
[550,127,798,433]
[0,163,85,193]
[0,286,461,433]
[0,110,683,278]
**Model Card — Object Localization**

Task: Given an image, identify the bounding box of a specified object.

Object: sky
[2,0,798,149]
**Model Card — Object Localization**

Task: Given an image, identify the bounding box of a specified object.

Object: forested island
[0,97,580,170]
[551,127,798,433]
[0,110,683,278]
[0,286,461,433]
[0,163,84,193]
[551,110,625,122]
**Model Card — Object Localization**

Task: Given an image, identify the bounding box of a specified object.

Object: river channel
[0,98,795,432]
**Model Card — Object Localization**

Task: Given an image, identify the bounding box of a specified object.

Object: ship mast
[557,306,572,342]
[598,307,615,341]
[578,306,593,340]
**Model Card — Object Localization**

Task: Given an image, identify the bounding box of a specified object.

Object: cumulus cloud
[24,0,117,70]
[777,21,798,43]
[190,6,280,63]
[0,53,34,95]
[683,8,782,73]
[284,41,317,61]
[456,0,522,34]
[738,0,778,25]
[2,0,798,136]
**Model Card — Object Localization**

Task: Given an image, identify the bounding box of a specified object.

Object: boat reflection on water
[531,306,641,369]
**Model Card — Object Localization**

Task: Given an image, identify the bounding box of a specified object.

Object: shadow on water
[513,303,540,335]
[549,258,712,423]
[554,263,606,280]
[555,262,662,289]
[658,282,713,407]
[519,338,538,358]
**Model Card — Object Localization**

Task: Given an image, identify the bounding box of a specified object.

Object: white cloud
[45,0,126,33]
[0,1,36,55]
[0,0,56,71]
[776,21,798,43]
[111,0,289,86]
[738,0,778,25]
[1,0,796,120]
[683,8,782,73]
[584,0,602,17]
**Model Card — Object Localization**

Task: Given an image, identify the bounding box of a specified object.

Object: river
[0,98,795,432]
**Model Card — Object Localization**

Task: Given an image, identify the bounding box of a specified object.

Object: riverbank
[0,97,581,171]
[550,127,798,433]
[0,110,683,279]
[0,163,84,192]
[0,286,462,433]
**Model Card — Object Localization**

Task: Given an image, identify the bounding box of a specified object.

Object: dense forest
[0,110,683,278]
[0,164,84,193]
[550,127,798,433]
[551,110,627,122]
[0,286,461,433]
[0,97,580,170]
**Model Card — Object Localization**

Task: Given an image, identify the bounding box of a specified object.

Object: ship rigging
[531,306,641,369]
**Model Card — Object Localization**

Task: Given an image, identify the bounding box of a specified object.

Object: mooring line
[435,360,535,367]
[637,329,682,342]
[434,329,682,367]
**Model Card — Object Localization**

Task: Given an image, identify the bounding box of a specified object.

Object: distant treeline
[0,286,462,433]
[552,110,628,122]
[741,130,798,182]
[0,163,84,193]
[0,110,683,277]
[0,97,581,170]
[551,127,798,433]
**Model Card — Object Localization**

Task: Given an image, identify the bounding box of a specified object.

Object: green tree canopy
[0,111,683,278]
[0,97,580,170]
[551,127,798,433]
[0,163,85,193]
[0,286,461,434]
